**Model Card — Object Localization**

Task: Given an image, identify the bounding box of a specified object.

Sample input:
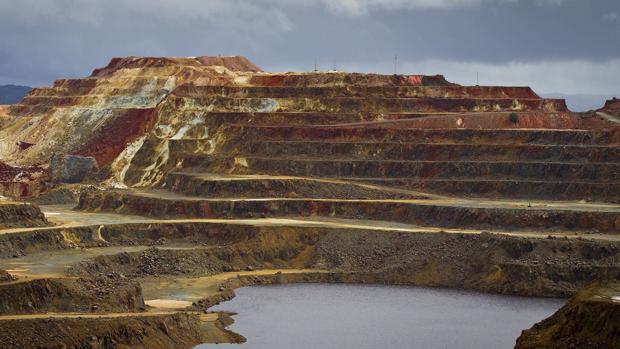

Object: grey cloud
[0,0,618,96]
[603,12,619,22]
[0,0,568,22]
[342,58,620,95]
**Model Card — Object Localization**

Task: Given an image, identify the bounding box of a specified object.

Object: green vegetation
[509,112,519,124]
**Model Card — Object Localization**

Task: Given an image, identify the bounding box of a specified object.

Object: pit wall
[0,56,249,170]
[76,190,620,233]
[19,221,619,298]
[0,277,144,315]
[0,312,241,349]
[186,139,620,163]
[0,181,44,199]
[1,221,619,349]
[167,95,568,114]
[172,85,540,99]
[164,173,417,200]
[343,112,587,129]
[0,222,265,258]
[515,283,620,349]
[0,202,48,229]
[246,73,454,87]
[230,126,620,145]
[377,179,620,203]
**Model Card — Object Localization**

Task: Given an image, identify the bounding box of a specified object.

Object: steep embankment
[0,202,48,229]
[515,283,620,349]
[0,277,144,315]
[0,312,241,349]
[63,225,620,298]
[0,56,260,198]
[595,97,620,124]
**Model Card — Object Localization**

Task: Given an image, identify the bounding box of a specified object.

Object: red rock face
[0,161,46,197]
[0,56,257,167]
[600,98,620,114]
[91,56,262,77]
[247,73,455,87]
[75,108,157,166]
[1,54,619,198]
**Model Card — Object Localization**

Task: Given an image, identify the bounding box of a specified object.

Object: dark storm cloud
[0,0,618,94]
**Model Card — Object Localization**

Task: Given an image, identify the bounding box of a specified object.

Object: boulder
[50,154,98,183]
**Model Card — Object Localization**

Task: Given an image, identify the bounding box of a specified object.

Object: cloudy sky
[0,0,619,98]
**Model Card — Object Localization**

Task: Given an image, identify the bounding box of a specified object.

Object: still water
[196,284,564,349]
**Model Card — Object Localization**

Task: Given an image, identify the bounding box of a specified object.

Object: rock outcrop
[515,283,620,349]
[49,154,98,183]
[0,277,144,314]
[0,202,48,229]
[600,97,620,115]
[0,312,240,349]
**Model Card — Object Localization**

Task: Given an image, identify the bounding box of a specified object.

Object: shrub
[508,112,519,124]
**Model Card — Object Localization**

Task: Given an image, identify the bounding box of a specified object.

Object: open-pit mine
[0,56,618,349]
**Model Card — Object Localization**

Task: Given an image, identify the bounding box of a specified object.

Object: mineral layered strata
[0,55,618,348]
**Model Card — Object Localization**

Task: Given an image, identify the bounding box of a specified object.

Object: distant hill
[541,93,620,112]
[0,84,32,104]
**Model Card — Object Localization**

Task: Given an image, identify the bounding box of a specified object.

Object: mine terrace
[0,56,618,349]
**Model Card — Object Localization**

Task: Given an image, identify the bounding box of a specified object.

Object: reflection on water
[196,284,564,349]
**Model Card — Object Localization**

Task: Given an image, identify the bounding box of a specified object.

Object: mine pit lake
[196,284,564,349]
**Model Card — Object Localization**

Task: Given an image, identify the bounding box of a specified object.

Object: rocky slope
[1,55,259,168]
[3,55,613,198]
[0,55,618,348]
[515,283,620,349]
[0,277,144,315]
[0,202,48,228]
[0,56,259,192]
[61,225,620,298]
[0,312,240,349]
[600,97,620,115]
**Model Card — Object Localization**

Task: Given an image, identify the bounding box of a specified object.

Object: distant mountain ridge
[0,84,32,104]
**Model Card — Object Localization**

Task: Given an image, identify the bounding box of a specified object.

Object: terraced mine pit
[0,55,618,348]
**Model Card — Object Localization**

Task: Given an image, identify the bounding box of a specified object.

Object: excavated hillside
[594,97,620,125]
[0,56,260,195]
[515,283,620,349]
[0,56,618,348]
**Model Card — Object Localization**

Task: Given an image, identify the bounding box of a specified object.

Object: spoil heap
[0,56,619,348]
[69,62,620,231]
[0,56,259,195]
